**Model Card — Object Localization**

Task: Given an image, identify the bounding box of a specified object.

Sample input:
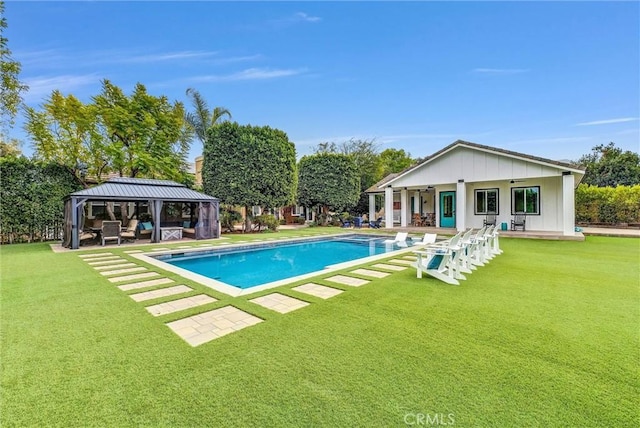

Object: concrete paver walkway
[130,285,193,302]
[250,293,309,314]
[166,306,263,346]
[146,294,217,316]
[293,283,344,299]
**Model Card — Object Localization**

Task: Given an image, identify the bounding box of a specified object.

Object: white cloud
[23,74,100,102]
[190,67,307,82]
[472,68,530,74]
[121,50,219,63]
[576,117,638,126]
[294,12,321,23]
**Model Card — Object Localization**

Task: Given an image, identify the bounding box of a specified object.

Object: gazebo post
[71,197,87,249]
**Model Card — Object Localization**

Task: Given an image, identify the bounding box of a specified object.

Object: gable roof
[68,177,218,202]
[376,140,585,190]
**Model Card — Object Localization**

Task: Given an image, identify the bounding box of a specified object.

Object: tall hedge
[297,153,360,216]
[575,184,640,224]
[203,122,297,209]
[0,157,82,243]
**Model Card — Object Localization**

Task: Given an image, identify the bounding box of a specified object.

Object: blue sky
[6,1,639,164]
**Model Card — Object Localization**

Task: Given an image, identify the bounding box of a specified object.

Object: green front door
[440,191,456,228]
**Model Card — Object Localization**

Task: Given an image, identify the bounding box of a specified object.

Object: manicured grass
[1,233,638,426]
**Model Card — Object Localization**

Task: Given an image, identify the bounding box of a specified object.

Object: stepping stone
[124,250,143,254]
[100,267,147,276]
[150,247,170,251]
[387,259,415,266]
[177,246,192,249]
[87,258,127,266]
[166,306,263,347]
[198,244,213,247]
[219,242,231,245]
[325,275,370,287]
[118,277,174,291]
[145,294,217,316]
[371,263,407,272]
[78,252,114,259]
[108,272,160,283]
[403,255,418,260]
[351,268,390,279]
[292,282,344,299]
[93,263,137,271]
[130,285,193,302]
[249,293,309,314]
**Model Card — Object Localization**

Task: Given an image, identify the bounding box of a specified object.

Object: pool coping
[130,233,420,297]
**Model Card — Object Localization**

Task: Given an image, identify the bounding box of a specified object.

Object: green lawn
[1,231,638,427]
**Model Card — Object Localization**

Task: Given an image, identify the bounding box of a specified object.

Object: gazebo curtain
[63,199,72,248]
[196,201,219,239]
[148,199,163,243]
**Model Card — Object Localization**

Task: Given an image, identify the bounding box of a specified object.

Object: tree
[0,136,21,158]
[184,87,231,145]
[203,122,297,231]
[379,148,415,177]
[0,1,28,136]
[25,80,194,186]
[93,80,193,182]
[297,153,360,224]
[314,138,382,214]
[578,142,640,187]
[25,91,103,187]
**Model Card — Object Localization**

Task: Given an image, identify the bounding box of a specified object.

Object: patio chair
[412,213,422,227]
[413,247,459,285]
[339,217,352,228]
[79,230,97,246]
[511,213,526,231]
[101,220,121,246]
[120,219,138,242]
[384,232,409,244]
[414,233,437,245]
[369,217,383,229]
[483,211,497,227]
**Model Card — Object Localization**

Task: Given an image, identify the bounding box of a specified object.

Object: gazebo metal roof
[68,177,218,202]
[64,177,219,249]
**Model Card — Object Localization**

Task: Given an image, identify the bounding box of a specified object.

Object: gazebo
[63,177,220,249]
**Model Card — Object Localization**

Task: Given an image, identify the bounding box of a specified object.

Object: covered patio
[63,178,220,250]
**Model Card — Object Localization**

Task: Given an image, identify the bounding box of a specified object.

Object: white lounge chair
[384,232,409,244]
[413,247,459,285]
[414,233,437,245]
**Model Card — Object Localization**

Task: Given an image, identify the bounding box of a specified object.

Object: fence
[0,222,65,245]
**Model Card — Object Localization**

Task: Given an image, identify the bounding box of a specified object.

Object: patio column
[562,172,575,236]
[384,186,394,228]
[413,191,421,215]
[456,180,466,232]
[400,188,408,227]
[368,194,376,222]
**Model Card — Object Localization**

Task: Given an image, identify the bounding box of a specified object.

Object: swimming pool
[137,234,414,296]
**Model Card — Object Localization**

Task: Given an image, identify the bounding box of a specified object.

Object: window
[251,206,262,217]
[511,186,540,215]
[474,189,499,215]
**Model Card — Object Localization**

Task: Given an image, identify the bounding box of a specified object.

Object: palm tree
[184,88,232,144]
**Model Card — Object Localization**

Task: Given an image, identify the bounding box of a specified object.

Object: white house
[366,140,585,236]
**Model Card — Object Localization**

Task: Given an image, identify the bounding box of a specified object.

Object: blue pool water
[154,235,411,289]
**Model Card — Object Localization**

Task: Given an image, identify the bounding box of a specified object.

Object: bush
[0,157,82,243]
[575,184,640,224]
[253,214,279,232]
[220,207,243,233]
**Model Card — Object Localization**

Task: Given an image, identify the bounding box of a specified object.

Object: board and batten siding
[391,147,564,188]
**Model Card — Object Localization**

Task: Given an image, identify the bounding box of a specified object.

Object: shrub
[220,207,243,233]
[253,214,279,232]
[575,184,640,224]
